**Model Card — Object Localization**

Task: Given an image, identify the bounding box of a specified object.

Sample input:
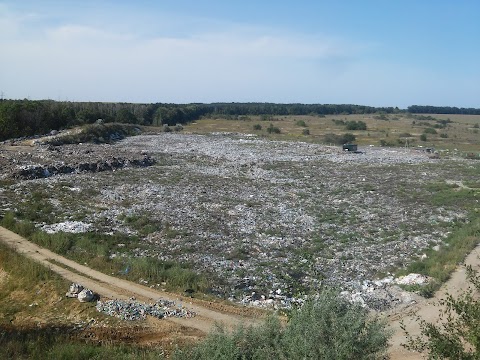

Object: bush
[174,290,390,360]
[266,123,281,134]
[345,121,367,131]
[439,133,448,138]
[423,127,437,135]
[403,265,480,358]
[324,133,356,145]
[302,128,310,135]
[253,124,262,131]
[295,120,307,127]
[420,134,427,141]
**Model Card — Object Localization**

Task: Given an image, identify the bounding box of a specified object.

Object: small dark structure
[342,144,358,152]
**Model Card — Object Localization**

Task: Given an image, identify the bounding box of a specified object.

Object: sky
[0,0,479,108]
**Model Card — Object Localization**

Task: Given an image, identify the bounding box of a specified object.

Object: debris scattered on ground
[2,133,476,312]
[66,283,84,298]
[95,299,196,321]
[66,283,97,302]
[42,221,92,234]
[394,273,430,285]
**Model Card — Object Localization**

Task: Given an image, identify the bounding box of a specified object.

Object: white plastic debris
[395,273,429,285]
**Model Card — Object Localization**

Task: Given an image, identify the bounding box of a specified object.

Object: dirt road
[388,243,480,359]
[0,226,261,335]
[1,225,479,358]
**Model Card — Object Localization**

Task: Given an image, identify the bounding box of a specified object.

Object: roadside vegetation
[0,241,165,359]
[173,290,390,360]
[0,212,209,293]
[402,265,480,359]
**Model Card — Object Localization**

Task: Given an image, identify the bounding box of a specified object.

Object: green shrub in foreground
[174,290,390,360]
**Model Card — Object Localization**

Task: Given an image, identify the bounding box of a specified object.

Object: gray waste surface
[95,298,196,321]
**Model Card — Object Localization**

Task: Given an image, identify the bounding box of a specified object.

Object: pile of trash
[66,283,97,302]
[95,299,196,321]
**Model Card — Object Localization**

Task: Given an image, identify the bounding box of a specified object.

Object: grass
[46,123,141,146]
[397,215,480,297]
[1,325,165,360]
[0,212,209,293]
[185,113,480,151]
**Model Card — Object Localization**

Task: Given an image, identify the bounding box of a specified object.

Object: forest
[0,99,478,141]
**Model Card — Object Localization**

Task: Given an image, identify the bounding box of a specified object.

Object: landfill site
[1,130,477,313]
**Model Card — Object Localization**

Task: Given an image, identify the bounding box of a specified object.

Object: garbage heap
[95,299,196,321]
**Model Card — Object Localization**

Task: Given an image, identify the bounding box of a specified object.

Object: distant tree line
[407,105,480,115]
[1,99,478,141]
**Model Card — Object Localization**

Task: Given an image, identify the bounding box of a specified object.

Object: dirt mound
[12,155,155,180]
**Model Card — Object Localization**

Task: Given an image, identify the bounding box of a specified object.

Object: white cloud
[1,3,476,107]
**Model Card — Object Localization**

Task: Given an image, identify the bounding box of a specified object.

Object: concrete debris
[66,283,84,298]
[95,299,196,321]
[78,288,95,302]
[66,283,97,302]
[12,156,155,180]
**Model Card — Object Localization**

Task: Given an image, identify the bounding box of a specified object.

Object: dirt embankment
[0,226,263,335]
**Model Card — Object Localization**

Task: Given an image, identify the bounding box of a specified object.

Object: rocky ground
[1,132,477,311]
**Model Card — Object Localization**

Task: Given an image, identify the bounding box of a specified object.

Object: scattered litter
[395,273,430,285]
[66,283,84,298]
[42,221,92,234]
[95,299,196,321]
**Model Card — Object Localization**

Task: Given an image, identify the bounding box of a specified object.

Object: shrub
[266,123,281,134]
[379,139,392,147]
[295,120,307,127]
[420,134,427,141]
[345,121,367,131]
[423,127,437,135]
[302,128,310,135]
[403,265,480,358]
[175,290,390,359]
[439,133,448,138]
[253,124,262,131]
[324,133,356,145]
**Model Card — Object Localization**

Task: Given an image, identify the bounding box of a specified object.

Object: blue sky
[0,0,478,107]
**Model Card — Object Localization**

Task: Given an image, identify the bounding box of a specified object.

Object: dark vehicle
[342,144,358,152]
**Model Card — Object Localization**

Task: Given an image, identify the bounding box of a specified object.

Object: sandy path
[1,225,479,358]
[0,226,261,334]
[388,244,480,359]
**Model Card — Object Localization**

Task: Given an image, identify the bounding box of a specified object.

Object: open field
[186,113,480,152]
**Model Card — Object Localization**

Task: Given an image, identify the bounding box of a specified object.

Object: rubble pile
[13,155,155,180]
[95,299,196,321]
[66,283,97,302]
